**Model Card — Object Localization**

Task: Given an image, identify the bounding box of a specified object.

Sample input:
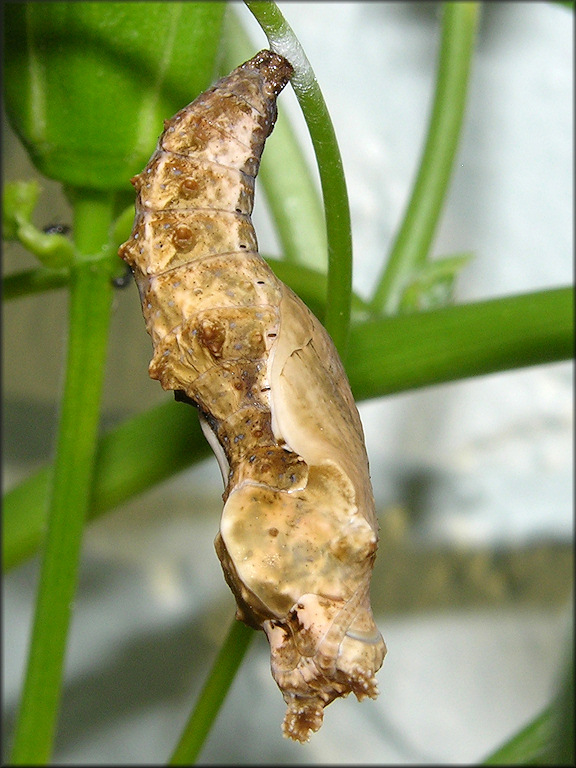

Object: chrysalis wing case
[119,49,386,743]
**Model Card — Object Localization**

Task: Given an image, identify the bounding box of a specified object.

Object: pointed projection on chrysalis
[119,49,386,743]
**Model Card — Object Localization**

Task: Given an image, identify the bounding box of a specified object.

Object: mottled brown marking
[198,318,226,357]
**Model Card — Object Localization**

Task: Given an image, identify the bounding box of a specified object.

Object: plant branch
[3,267,70,299]
[169,619,254,764]
[350,286,573,400]
[9,190,116,764]
[369,2,480,316]
[221,8,327,271]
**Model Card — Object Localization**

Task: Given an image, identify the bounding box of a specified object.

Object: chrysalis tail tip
[282,699,324,743]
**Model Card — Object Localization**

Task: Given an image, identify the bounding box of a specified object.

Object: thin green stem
[3,266,70,299]
[244,0,352,357]
[369,2,479,316]
[259,109,327,270]
[9,189,116,764]
[221,9,327,270]
[169,619,254,765]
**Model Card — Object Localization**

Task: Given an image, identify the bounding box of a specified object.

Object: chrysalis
[119,49,385,743]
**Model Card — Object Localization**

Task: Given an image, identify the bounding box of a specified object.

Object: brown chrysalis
[119,49,385,743]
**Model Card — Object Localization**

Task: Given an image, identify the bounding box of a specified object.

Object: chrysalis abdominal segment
[119,49,385,743]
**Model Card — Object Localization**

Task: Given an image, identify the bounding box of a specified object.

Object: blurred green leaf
[483,708,554,765]
[3,2,226,190]
[264,255,371,323]
[483,652,574,765]
[399,252,474,313]
[2,400,211,572]
[2,267,70,299]
[349,287,573,401]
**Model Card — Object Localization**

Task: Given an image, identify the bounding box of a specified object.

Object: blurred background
[3,2,573,763]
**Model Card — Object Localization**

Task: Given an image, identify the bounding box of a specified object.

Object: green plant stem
[4,286,572,574]
[9,190,116,764]
[3,266,70,299]
[169,619,254,765]
[259,108,327,270]
[369,2,479,316]
[244,0,352,357]
[221,9,327,271]
[349,286,573,401]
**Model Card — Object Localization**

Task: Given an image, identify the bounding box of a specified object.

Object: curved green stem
[10,189,116,764]
[169,619,254,764]
[369,2,479,316]
[244,0,352,357]
[221,9,327,271]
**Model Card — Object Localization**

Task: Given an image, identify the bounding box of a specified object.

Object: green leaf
[264,255,371,324]
[483,708,554,765]
[399,252,474,313]
[348,287,573,401]
[3,2,226,190]
[483,652,574,765]
[2,400,211,572]
[2,267,70,300]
